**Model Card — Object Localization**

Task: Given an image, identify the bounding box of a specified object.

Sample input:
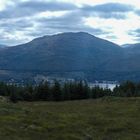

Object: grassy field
[0,97,139,140]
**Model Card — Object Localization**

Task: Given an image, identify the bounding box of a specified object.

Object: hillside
[0,32,140,81]
[0,32,123,81]
[0,32,122,71]
[102,43,140,72]
[0,45,8,49]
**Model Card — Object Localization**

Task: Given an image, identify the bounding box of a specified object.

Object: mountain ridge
[0,32,140,82]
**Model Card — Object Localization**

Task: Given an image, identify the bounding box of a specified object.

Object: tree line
[0,81,139,103]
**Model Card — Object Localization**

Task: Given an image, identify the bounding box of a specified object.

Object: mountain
[0,32,140,82]
[103,43,140,79]
[122,43,140,48]
[123,43,140,52]
[121,44,131,48]
[0,32,122,71]
[0,44,8,49]
[122,43,140,71]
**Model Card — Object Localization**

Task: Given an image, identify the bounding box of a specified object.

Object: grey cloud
[0,1,134,45]
[82,3,133,13]
[35,11,109,36]
[81,3,134,19]
[128,29,140,41]
[0,1,77,19]
[105,35,117,39]
[135,10,140,16]
[0,33,29,46]
[129,29,140,37]
[0,1,134,20]
[0,20,33,31]
[19,1,77,11]
[0,9,109,45]
[92,12,126,19]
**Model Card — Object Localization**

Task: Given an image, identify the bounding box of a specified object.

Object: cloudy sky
[0,0,140,46]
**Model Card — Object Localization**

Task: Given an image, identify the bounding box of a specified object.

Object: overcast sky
[0,0,140,46]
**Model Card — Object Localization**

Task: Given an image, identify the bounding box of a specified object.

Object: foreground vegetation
[0,97,139,140]
[0,81,139,139]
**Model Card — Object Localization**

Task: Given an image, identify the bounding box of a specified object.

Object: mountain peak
[32,32,94,41]
[55,31,92,36]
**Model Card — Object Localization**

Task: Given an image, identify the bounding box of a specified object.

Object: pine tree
[52,81,62,101]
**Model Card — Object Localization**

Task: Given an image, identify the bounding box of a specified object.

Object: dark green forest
[0,81,140,103]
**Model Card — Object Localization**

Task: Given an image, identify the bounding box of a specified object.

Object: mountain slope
[123,43,140,54]
[0,44,8,49]
[0,32,122,72]
[104,43,140,72]
[1,32,140,81]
